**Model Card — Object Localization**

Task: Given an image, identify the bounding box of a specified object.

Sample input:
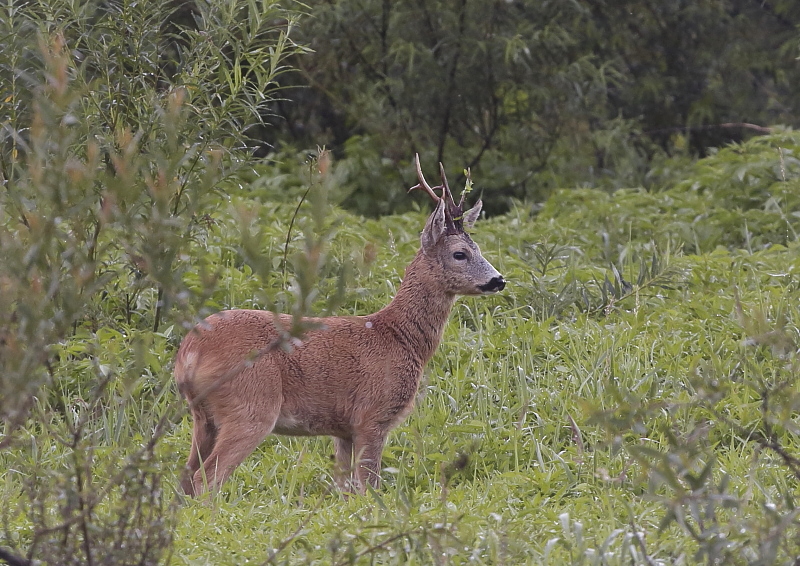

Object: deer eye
[453,251,468,261]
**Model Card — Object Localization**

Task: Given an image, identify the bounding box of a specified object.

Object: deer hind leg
[191,370,283,496]
[192,413,278,496]
[181,408,218,496]
[353,431,386,493]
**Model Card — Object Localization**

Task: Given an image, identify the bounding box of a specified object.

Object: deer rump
[175,154,505,496]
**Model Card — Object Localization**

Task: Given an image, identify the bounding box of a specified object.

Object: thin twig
[26,373,182,559]
[333,530,415,566]
[567,414,585,464]
[172,140,209,217]
[626,507,657,566]
[282,184,312,283]
[0,547,30,566]
[643,122,772,136]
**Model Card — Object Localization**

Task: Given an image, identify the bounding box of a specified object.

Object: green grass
[154,235,800,564]
[3,134,800,564]
[169,215,799,563]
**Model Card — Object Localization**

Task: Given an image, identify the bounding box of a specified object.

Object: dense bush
[268,0,800,213]
[538,129,800,256]
[0,1,305,563]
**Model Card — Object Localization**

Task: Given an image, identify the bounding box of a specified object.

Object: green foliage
[2,2,800,564]
[7,119,800,563]
[270,0,800,213]
[538,129,800,257]
[582,2,800,143]
[276,0,636,212]
[0,1,305,563]
[161,181,796,564]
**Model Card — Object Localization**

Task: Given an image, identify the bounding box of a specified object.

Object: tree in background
[584,1,799,149]
[268,0,800,213]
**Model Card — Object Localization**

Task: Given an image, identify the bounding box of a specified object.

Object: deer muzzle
[478,276,506,293]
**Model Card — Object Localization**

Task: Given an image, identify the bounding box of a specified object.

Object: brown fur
[174,179,505,496]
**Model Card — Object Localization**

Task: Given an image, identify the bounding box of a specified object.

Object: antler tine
[438,162,456,207]
[408,153,443,202]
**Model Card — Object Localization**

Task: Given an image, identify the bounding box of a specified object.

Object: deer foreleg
[333,437,354,492]
[353,432,386,493]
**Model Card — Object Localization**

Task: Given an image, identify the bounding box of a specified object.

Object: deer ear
[421,199,446,252]
[462,199,482,229]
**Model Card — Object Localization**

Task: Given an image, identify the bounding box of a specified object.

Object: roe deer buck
[174,154,505,496]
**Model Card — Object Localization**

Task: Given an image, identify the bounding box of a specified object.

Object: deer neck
[373,251,456,365]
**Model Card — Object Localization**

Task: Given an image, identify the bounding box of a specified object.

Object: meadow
[3,130,800,565]
[2,2,799,563]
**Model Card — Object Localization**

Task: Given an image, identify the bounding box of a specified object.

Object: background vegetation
[1,0,800,564]
[267,0,800,214]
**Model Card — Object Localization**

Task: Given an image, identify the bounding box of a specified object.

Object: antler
[438,162,454,207]
[409,154,467,234]
[442,164,470,209]
[408,153,443,202]
[438,162,467,228]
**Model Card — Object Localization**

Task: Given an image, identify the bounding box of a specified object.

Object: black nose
[479,276,506,293]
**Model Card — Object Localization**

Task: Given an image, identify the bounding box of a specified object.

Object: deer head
[409,154,505,296]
